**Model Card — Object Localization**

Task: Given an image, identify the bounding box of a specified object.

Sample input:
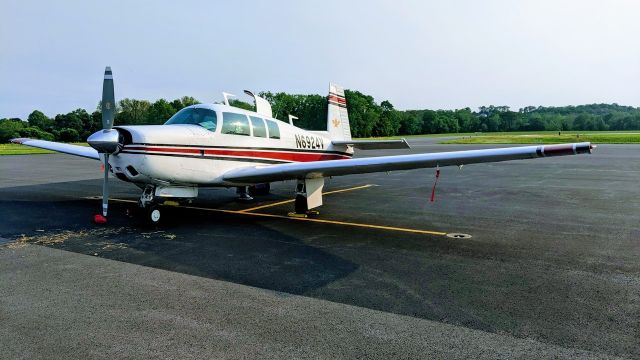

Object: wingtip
[10,137,29,144]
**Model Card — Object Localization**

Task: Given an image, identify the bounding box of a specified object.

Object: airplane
[11,67,595,225]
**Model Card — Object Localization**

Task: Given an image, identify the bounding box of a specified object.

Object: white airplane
[12,67,594,224]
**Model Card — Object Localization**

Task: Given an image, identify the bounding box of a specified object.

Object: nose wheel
[138,185,162,225]
[147,205,162,225]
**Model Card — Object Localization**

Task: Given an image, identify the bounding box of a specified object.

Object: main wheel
[294,194,308,214]
[249,183,270,196]
[147,205,162,225]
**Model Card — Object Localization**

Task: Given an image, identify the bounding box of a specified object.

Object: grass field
[0,143,88,155]
[440,132,640,144]
[358,131,640,144]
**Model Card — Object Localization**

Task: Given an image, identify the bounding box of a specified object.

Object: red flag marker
[430,167,440,202]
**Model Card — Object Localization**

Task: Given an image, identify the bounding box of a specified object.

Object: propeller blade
[101,66,115,130]
[101,153,110,217]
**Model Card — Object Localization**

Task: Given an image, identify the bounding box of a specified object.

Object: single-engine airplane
[12,67,595,224]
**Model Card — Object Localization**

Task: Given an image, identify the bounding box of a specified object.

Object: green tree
[19,126,54,141]
[57,128,79,142]
[54,109,89,135]
[421,110,437,134]
[260,92,327,130]
[85,111,102,135]
[399,112,421,135]
[118,98,151,125]
[455,108,477,132]
[526,114,546,131]
[170,96,200,112]
[0,118,26,142]
[500,111,522,131]
[27,110,53,132]
[228,99,255,112]
[374,100,401,136]
[296,94,327,130]
[145,99,177,124]
[345,90,379,137]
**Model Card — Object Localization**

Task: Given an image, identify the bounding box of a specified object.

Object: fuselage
[108,103,353,187]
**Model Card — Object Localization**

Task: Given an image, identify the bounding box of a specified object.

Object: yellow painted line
[93,197,447,236]
[237,199,296,213]
[243,213,448,236]
[239,184,375,213]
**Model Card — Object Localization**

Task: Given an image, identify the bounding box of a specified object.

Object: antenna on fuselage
[222,92,236,106]
[288,115,298,125]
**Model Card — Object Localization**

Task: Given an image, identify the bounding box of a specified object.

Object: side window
[222,112,251,136]
[265,119,280,139]
[250,117,267,138]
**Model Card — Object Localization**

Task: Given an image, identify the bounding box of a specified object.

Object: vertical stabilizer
[327,83,352,141]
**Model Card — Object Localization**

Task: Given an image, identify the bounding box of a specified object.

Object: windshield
[165,107,217,132]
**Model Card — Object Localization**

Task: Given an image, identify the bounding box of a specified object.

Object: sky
[1,0,639,119]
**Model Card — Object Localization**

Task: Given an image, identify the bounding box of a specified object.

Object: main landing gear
[235,186,253,202]
[236,183,271,202]
[289,178,324,218]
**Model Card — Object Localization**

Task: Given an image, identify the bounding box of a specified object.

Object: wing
[11,138,99,160]
[332,138,410,150]
[223,142,593,184]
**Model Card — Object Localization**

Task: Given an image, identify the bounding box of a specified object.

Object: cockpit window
[222,112,251,136]
[165,107,217,132]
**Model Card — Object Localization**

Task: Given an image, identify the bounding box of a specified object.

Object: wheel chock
[287,212,308,218]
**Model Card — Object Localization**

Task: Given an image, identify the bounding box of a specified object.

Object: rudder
[327,83,352,141]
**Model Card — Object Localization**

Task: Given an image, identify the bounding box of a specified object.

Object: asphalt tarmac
[1,138,638,359]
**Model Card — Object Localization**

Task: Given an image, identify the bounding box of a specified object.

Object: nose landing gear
[134,185,197,226]
[137,185,162,225]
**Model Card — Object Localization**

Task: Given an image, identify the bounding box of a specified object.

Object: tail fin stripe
[327,83,352,141]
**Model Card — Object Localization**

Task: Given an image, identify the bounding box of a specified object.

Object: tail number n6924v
[295,134,324,149]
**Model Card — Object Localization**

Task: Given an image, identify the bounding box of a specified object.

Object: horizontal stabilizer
[332,139,410,150]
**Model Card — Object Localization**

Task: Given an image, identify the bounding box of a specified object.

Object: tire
[147,205,162,225]
[249,183,270,196]
[294,194,308,214]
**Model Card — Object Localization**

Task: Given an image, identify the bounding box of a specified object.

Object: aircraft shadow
[0,180,359,295]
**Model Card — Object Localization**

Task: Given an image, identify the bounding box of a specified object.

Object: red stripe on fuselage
[123,146,351,162]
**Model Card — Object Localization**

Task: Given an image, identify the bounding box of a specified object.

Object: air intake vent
[126,166,139,176]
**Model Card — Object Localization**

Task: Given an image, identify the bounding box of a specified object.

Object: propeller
[87,66,120,224]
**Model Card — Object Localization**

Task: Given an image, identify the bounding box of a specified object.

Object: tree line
[2,90,640,143]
